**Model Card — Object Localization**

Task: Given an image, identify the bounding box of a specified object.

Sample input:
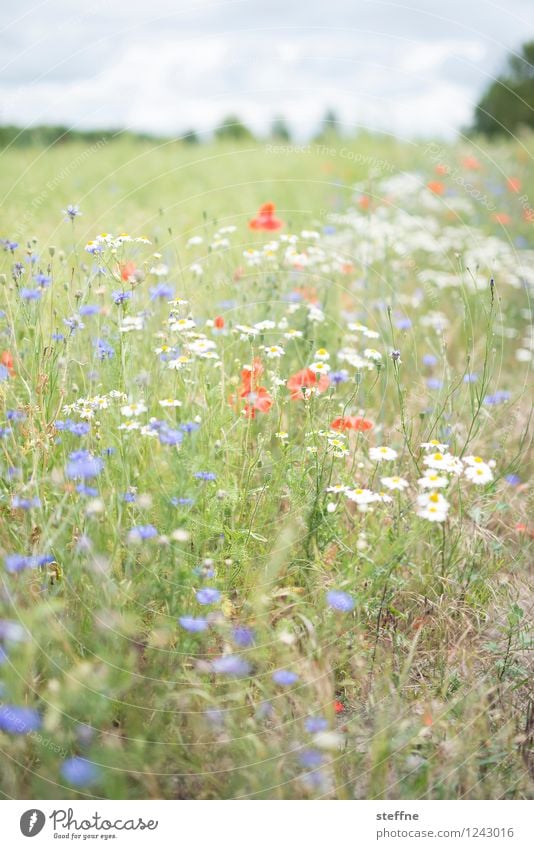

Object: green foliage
[471,41,534,137]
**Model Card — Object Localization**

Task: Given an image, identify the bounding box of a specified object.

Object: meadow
[0,132,532,800]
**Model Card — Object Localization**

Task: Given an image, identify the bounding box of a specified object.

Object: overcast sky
[1,0,532,139]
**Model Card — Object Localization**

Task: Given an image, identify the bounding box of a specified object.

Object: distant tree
[214,115,255,141]
[270,116,291,141]
[181,129,200,144]
[471,41,534,137]
[314,108,341,142]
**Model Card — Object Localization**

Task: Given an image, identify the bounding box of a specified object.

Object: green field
[0,134,532,799]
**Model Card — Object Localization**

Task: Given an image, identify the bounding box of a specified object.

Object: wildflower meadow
[0,135,532,800]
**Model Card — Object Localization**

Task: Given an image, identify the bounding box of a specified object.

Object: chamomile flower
[380,476,409,491]
[159,399,182,408]
[346,488,379,510]
[418,471,449,489]
[417,491,450,513]
[314,348,330,361]
[421,440,449,452]
[325,483,350,494]
[264,345,285,359]
[121,402,147,418]
[423,452,463,474]
[464,463,494,484]
[369,446,398,462]
[310,361,330,374]
[364,348,382,362]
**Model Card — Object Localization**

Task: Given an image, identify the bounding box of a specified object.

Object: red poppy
[334,700,345,714]
[230,358,273,418]
[243,386,273,418]
[358,195,371,210]
[427,181,445,195]
[492,212,511,225]
[462,156,481,170]
[213,315,225,329]
[1,350,15,376]
[287,367,329,400]
[507,177,521,193]
[248,202,284,231]
[435,163,448,175]
[330,415,373,432]
[119,261,137,282]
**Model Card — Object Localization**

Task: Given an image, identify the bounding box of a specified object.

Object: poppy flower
[358,195,371,210]
[330,415,373,432]
[119,261,137,282]
[334,700,345,714]
[243,386,273,418]
[492,212,511,225]
[1,351,15,376]
[287,367,329,400]
[248,202,284,231]
[427,181,445,195]
[213,315,225,329]
[230,358,273,418]
[435,163,448,175]
[507,177,521,193]
[462,156,481,170]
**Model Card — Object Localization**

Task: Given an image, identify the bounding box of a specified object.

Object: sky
[0,0,532,139]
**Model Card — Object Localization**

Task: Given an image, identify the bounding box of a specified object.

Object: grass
[0,132,532,800]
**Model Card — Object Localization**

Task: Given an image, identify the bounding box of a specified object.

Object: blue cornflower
[298,749,325,768]
[272,669,299,686]
[171,497,194,506]
[12,495,41,510]
[6,410,26,422]
[20,288,42,301]
[204,708,225,727]
[426,378,443,390]
[158,426,183,446]
[66,450,104,480]
[79,304,99,316]
[60,757,99,787]
[52,333,65,341]
[329,370,349,385]
[0,365,9,382]
[196,587,220,605]
[112,290,132,305]
[34,273,51,287]
[150,282,174,300]
[232,627,255,647]
[4,554,33,573]
[180,421,201,434]
[422,354,438,367]
[395,317,412,330]
[326,589,355,612]
[463,373,478,383]
[76,484,98,497]
[304,716,329,733]
[127,524,158,542]
[194,471,216,481]
[122,492,136,503]
[484,390,510,405]
[505,474,521,486]
[93,337,115,360]
[63,205,82,220]
[211,655,251,677]
[0,704,41,734]
[0,426,12,439]
[68,421,91,437]
[0,620,27,642]
[179,616,208,633]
